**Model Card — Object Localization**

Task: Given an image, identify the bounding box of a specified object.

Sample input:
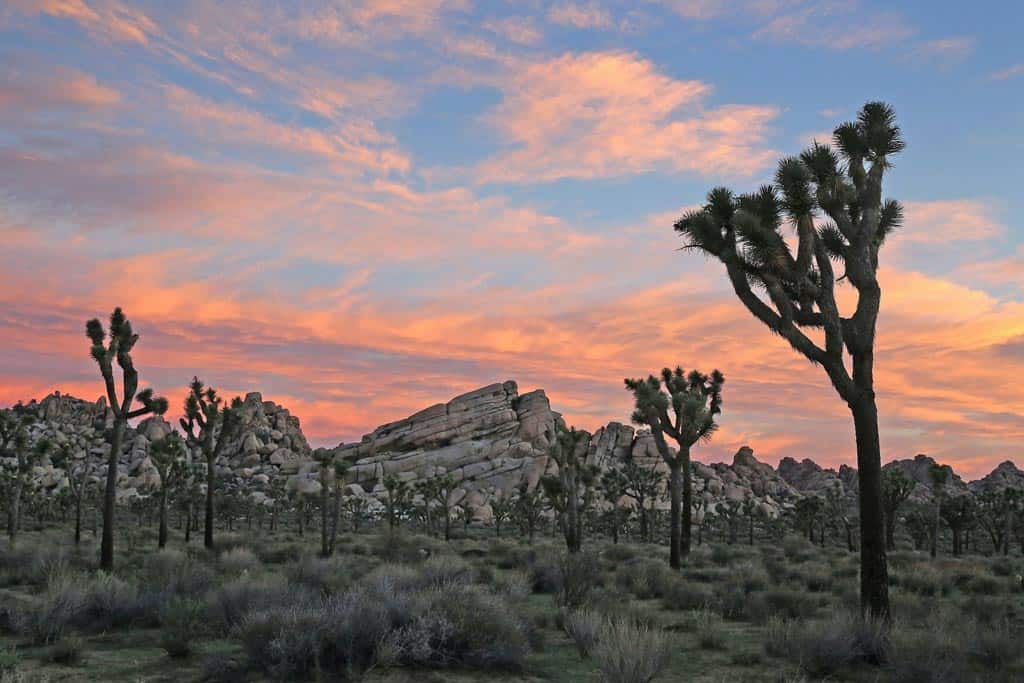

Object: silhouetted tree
[53,443,93,546]
[490,492,514,538]
[327,460,350,555]
[149,432,187,549]
[416,473,458,541]
[928,464,950,558]
[795,495,824,544]
[1,413,50,547]
[85,308,168,570]
[540,426,594,553]
[825,482,856,552]
[976,489,1017,556]
[626,367,724,568]
[620,459,662,542]
[514,481,545,544]
[881,469,915,551]
[383,473,412,533]
[674,102,906,620]
[179,377,242,550]
[599,467,630,544]
[940,494,974,557]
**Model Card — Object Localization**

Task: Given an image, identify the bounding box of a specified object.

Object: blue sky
[1,0,1022,476]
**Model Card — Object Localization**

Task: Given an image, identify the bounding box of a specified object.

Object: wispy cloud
[477,51,779,182]
[989,63,1024,81]
[547,1,616,29]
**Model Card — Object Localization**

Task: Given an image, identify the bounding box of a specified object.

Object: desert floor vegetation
[1,522,1023,682]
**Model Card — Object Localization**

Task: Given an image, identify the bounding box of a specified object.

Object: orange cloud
[478,51,779,182]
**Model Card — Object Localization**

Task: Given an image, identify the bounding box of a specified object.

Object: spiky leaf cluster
[84,308,167,419]
[673,102,904,400]
[625,366,724,448]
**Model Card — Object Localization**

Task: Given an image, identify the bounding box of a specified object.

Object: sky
[1,1,1022,478]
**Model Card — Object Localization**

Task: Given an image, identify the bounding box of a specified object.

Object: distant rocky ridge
[4,382,1021,520]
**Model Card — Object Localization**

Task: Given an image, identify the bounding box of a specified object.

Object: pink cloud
[477,51,779,182]
[900,199,1005,244]
[7,0,157,44]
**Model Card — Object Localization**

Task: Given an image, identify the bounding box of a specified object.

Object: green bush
[159,597,206,658]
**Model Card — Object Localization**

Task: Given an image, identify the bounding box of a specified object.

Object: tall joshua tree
[86,308,168,570]
[881,469,915,551]
[674,102,906,619]
[149,432,187,549]
[179,377,242,550]
[625,367,724,569]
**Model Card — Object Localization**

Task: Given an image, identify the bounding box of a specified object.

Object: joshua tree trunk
[205,454,215,549]
[851,393,889,619]
[328,484,342,556]
[74,491,83,546]
[101,419,125,570]
[668,462,682,569]
[681,450,693,556]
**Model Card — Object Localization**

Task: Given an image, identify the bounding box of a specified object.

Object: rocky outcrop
[5,384,1022,521]
[329,382,562,519]
[969,460,1024,494]
[5,390,311,507]
[882,454,970,503]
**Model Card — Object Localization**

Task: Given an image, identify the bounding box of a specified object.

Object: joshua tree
[382,473,412,533]
[825,481,856,552]
[976,488,1018,556]
[416,473,458,541]
[674,102,906,619]
[490,492,514,538]
[928,464,950,558]
[149,432,187,549]
[312,449,349,556]
[540,426,594,553]
[742,492,762,546]
[53,444,92,546]
[1,414,50,547]
[342,494,368,534]
[179,377,242,550]
[513,481,545,544]
[626,367,724,568]
[881,469,915,551]
[795,495,824,544]
[939,494,974,557]
[86,308,168,570]
[599,467,630,544]
[904,504,932,551]
[327,460,350,556]
[182,462,204,542]
[619,459,662,542]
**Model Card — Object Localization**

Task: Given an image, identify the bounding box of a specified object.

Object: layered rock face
[330,382,562,515]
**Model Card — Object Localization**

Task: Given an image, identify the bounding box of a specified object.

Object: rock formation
[3,383,1021,522]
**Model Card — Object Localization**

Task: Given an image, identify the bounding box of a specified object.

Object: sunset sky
[1,1,1022,477]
